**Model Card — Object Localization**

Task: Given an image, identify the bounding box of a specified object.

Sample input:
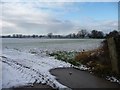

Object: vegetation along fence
[107,36,120,74]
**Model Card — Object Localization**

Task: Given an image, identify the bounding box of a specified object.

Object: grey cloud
[1,1,118,35]
[2,17,118,35]
[2,17,76,35]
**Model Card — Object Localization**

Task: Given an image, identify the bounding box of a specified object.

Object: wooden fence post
[107,37,119,74]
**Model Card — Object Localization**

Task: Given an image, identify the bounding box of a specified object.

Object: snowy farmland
[1,38,103,89]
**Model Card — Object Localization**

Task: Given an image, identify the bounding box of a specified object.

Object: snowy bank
[1,39,103,89]
[1,48,72,89]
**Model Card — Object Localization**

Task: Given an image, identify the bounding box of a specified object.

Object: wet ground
[2,67,120,90]
[50,68,120,89]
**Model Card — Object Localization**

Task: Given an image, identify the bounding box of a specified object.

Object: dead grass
[74,41,113,76]
[75,48,103,64]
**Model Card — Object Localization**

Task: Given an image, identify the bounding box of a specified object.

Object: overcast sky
[0,0,119,35]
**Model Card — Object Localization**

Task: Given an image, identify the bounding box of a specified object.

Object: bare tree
[47,33,53,38]
[80,29,88,38]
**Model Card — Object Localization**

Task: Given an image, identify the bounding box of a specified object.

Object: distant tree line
[1,30,119,39]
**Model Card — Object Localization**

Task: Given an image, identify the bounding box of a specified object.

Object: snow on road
[1,48,71,89]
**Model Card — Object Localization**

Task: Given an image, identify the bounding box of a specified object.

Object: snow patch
[72,65,89,71]
[1,48,71,89]
[106,76,120,84]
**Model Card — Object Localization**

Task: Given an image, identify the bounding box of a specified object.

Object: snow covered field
[1,38,103,89]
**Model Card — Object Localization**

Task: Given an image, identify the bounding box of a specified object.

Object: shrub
[49,51,80,66]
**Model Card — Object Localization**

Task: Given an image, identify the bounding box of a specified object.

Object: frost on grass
[1,48,71,89]
[1,39,103,89]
